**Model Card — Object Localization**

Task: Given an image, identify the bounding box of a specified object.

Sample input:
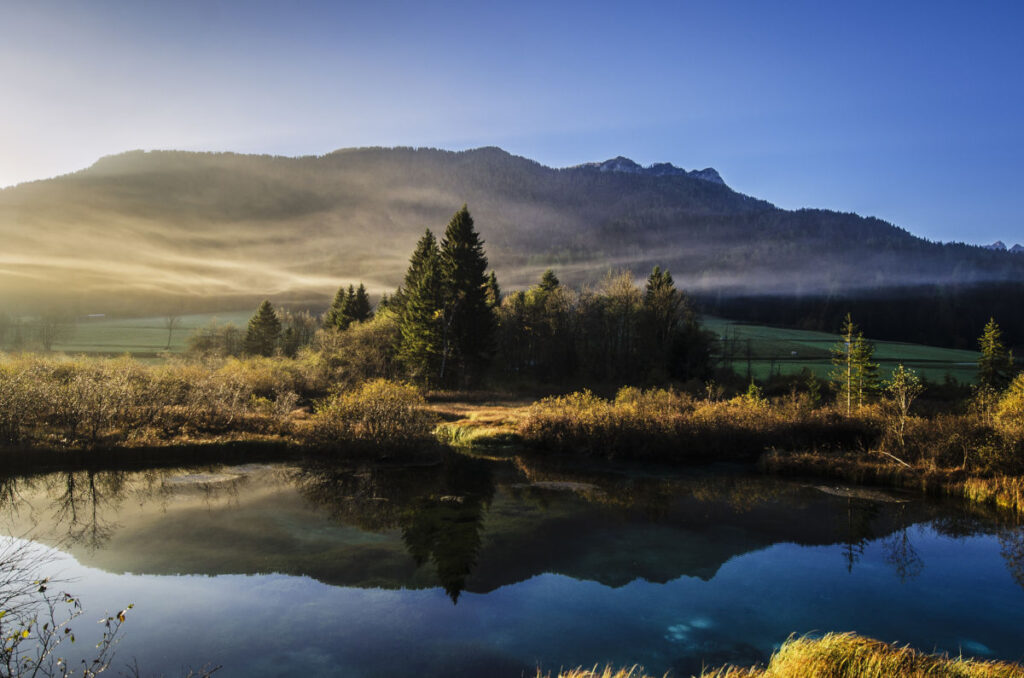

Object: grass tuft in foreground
[539,667,658,678]
[543,633,1024,678]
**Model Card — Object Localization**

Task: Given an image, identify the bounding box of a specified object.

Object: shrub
[0,360,36,443]
[310,379,433,448]
[298,315,402,395]
[520,386,882,460]
[997,373,1024,433]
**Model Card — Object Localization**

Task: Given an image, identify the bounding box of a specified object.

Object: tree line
[230,205,714,388]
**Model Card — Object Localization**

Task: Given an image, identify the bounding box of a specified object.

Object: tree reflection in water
[838,498,880,573]
[2,458,1024,601]
[291,454,495,603]
[999,527,1024,589]
[47,471,126,551]
[883,526,924,582]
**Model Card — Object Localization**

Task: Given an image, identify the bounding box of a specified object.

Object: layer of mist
[1,146,1022,314]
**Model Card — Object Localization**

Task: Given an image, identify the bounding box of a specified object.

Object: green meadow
[46,310,981,385]
[702,316,980,384]
[52,311,254,357]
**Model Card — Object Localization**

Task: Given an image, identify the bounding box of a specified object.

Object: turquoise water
[1,454,1022,676]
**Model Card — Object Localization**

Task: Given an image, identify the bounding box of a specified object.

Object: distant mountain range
[984,241,1024,253]
[0,146,1021,314]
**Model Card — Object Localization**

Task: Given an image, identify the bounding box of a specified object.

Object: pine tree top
[250,299,279,325]
[441,206,488,276]
[538,269,560,292]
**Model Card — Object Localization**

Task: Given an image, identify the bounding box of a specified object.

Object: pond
[1,451,1022,676]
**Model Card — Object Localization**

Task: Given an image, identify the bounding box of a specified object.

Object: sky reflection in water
[1,454,1022,677]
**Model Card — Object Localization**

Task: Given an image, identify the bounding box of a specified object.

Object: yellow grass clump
[539,667,659,678]
[544,634,1024,678]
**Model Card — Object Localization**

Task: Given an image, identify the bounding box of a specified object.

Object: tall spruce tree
[850,332,879,407]
[978,317,1014,390]
[351,283,373,323]
[439,205,494,385]
[398,230,445,383]
[244,299,281,356]
[831,314,858,415]
[643,266,682,345]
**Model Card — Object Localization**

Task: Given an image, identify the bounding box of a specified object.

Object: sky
[1,0,1022,245]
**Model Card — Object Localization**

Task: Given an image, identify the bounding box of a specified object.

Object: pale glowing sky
[2,0,1023,244]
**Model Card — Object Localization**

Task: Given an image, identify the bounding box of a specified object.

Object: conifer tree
[978,317,1015,391]
[325,285,354,330]
[484,271,501,309]
[390,228,440,317]
[244,299,281,356]
[351,283,373,323]
[830,314,878,411]
[643,266,683,344]
[398,232,445,383]
[538,269,560,293]
[851,332,879,407]
[831,314,858,415]
[439,205,494,384]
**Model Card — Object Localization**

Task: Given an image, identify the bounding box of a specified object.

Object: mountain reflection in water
[1,452,1023,677]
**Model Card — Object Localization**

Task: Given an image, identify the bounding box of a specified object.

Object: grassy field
[45,311,981,385]
[52,310,254,357]
[702,315,980,384]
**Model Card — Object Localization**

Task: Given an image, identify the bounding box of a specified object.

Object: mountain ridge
[0,145,1021,316]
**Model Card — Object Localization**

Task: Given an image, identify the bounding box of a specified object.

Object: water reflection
[3,455,1024,676]
[1000,529,1024,589]
[0,454,1022,600]
[292,455,495,603]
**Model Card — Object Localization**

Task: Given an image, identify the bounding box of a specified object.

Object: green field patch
[53,310,254,355]
[702,315,980,384]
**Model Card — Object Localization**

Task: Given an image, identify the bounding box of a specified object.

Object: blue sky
[2,0,1022,244]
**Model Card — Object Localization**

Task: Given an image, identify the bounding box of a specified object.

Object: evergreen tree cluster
[325,283,372,331]
[494,267,713,384]
[234,205,714,388]
[392,206,496,387]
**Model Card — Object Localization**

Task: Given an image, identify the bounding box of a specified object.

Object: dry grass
[963,476,1024,514]
[702,632,1024,678]
[539,667,659,678]
[518,387,880,460]
[429,400,529,447]
[543,634,1024,678]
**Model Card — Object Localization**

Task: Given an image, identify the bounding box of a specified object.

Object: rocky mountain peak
[578,157,726,185]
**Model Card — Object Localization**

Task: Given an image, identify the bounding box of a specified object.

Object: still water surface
[1,452,1023,676]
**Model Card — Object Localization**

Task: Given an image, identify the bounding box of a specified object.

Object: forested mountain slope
[1,146,1020,320]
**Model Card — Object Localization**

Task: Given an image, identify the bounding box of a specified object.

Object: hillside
[1,146,1021,323]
